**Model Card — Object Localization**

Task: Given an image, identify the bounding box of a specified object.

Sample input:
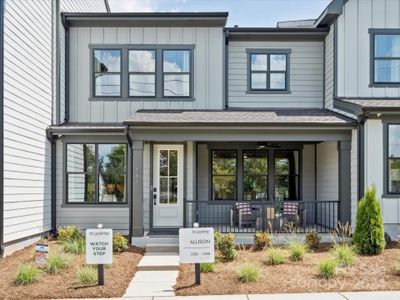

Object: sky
[108,0,332,27]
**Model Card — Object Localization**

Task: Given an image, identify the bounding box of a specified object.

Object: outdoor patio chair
[230,202,259,228]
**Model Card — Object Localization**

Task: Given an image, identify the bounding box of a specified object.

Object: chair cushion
[236,202,252,215]
[283,202,298,215]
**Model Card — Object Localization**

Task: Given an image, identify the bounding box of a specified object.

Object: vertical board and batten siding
[55,140,129,232]
[337,0,400,97]
[316,142,339,227]
[363,119,400,227]
[68,27,224,123]
[3,0,53,243]
[325,25,334,109]
[228,41,324,108]
[58,0,107,123]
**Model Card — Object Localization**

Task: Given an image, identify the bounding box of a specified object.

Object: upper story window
[91,46,193,100]
[247,49,291,93]
[129,50,156,97]
[163,50,191,97]
[370,29,400,86]
[93,50,121,97]
[385,124,400,195]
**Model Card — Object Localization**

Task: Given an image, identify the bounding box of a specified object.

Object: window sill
[89,97,196,102]
[61,203,129,208]
[369,83,400,88]
[382,193,400,199]
[246,90,291,95]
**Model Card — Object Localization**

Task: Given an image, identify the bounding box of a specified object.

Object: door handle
[153,187,157,205]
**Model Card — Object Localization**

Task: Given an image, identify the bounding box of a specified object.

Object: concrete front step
[146,244,179,253]
[137,253,180,271]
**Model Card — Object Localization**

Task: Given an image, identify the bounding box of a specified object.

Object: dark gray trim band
[0,0,4,258]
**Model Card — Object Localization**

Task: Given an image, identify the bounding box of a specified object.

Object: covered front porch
[126,109,358,238]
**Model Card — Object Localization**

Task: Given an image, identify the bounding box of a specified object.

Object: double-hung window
[386,124,400,195]
[129,50,156,97]
[163,50,191,97]
[93,50,121,97]
[370,30,400,86]
[248,49,290,92]
[66,143,127,204]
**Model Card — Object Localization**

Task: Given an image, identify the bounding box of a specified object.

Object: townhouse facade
[1,0,400,255]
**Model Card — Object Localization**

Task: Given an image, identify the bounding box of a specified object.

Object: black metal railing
[185,200,340,234]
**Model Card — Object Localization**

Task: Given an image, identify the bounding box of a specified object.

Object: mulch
[0,239,144,299]
[175,242,400,295]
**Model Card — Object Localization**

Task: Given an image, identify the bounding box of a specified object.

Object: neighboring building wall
[68,27,224,123]
[3,0,53,244]
[62,0,107,12]
[228,40,324,108]
[336,0,400,98]
[324,25,334,109]
[55,139,129,232]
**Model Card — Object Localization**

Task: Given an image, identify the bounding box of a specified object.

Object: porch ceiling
[125,108,357,127]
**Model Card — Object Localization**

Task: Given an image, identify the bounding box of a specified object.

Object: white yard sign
[179,227,214,263]
[86,228,113,265]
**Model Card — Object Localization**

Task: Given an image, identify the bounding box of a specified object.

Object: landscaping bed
[175,243,400,295]
[0,238,144,299]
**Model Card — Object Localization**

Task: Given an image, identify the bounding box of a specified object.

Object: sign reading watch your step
[179,227,214,264]
[86,228,113,265]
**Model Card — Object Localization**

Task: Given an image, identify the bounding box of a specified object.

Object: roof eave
[314,0,345,28]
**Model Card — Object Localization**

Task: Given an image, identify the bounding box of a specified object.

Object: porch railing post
[261,201,266,231]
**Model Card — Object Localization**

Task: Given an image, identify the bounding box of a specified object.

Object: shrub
[254,231,272,251]
[333,245,356,267]
[288,241,308,261]
[317,259,338,279]
[214,231,223,251]
[57,225,82,242]
[62,237,85,254]
[265,248,285,265]
[219,233,237,261]
[14,265,40,285]
[393,258,400,275]
[306,229,321,249]
[77,266,97,285]
[200,263,215,273]
[113,233,129,252]
[46,252,70,274]
[237,263,261,282]
[353,185,385,255]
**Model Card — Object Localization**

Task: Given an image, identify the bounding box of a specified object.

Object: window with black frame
[372,33,400,85]
[243,150,268,200]
[274,151,299,201]
[212,150,237,200]
[93,50,121,97]
[66,143,127,204]
[387,124,400,194]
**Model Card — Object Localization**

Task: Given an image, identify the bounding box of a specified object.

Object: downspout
[124,125,133,242]
[0,0,5,258]
[55,0,60,125]
[46,129,57,235]
[224,30,229,110]
[62,15,70,123]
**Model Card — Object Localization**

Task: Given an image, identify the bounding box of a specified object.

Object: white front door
[153,145,184,228]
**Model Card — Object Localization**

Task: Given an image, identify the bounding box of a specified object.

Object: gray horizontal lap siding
[228,40,324,108]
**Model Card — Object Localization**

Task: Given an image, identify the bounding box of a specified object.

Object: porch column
[132,140,144,237]
[338,141,351,224]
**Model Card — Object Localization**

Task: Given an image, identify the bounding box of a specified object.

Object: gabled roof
[61,12,228,28]
[334,97,400,116]
[314,0,347,27]
[125,109,356,127]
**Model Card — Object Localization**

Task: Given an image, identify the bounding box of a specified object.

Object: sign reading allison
[86,228,113,265]
[179,227,214,263]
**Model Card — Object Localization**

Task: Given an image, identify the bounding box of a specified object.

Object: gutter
[124,125,133,242]
[62,15,70,122]
[0,0,4,258]
[46,130,58,235]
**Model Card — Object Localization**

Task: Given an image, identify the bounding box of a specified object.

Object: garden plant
[237,263,261,282]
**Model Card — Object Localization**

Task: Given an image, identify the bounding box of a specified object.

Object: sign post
[179,225,214,285]
[86,224,113,286]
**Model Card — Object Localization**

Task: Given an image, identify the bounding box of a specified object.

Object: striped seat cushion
[236,202,252,215]
[283,202,298,215]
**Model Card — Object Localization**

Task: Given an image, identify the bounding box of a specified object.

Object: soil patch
[175,243,400,295]
[0,239,144,299]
